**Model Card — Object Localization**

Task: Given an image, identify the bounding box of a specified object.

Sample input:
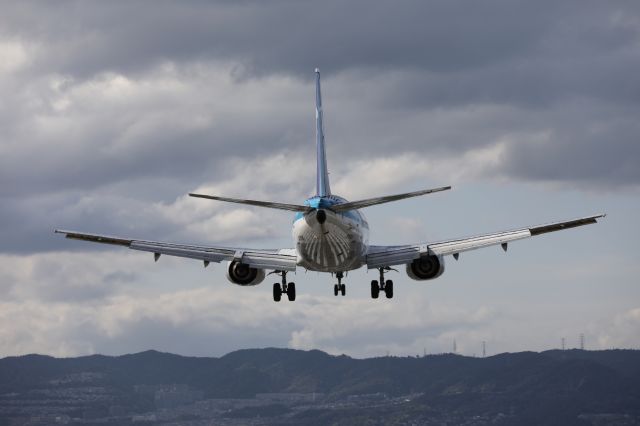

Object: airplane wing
[54,230,298,271]
[366,214,605,269]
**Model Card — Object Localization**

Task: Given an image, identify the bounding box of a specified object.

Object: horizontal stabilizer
[189,193,312,212]
[330,186,451,212]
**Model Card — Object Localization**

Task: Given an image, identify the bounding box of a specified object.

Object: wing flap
[366,245,420,269]
[130,242,231,263]
[428,229,531,256]
[242,251,298,271]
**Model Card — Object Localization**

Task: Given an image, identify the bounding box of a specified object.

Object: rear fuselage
[293,196,369,272]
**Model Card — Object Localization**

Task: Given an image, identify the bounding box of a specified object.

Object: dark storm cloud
[501,110,640,185]
[2,0,553,78]
[3,0,637,86]
[1,0,639,255]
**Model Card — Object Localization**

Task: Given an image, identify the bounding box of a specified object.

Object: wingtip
[435,185,452,192]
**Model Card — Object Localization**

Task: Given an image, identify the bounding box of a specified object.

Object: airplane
[55,68,605,302]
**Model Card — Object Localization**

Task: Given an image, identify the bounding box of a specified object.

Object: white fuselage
[292,195,369,272]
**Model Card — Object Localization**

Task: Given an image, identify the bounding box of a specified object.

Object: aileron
[55,229,132,247]
[529,214,605,236]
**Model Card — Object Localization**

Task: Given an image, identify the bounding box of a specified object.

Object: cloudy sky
[1,0,639,359]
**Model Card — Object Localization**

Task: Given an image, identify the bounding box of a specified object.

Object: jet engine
[225,261,266,286]
[406,255,445,281]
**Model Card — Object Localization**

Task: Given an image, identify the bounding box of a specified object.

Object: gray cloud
[1,1,638,250]
[1,1,550,78]
[0,270,502,358]
[3,1,638,101]
[0,1,637,359]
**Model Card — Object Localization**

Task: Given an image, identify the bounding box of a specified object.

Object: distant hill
[1,348,639,425]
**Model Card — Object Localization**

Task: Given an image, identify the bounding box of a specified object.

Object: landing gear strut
[272,271,295,302]
[333,271,346,296]
[371,267,395,299]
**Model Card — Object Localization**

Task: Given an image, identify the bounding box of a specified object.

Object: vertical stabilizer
[315,68,331,197]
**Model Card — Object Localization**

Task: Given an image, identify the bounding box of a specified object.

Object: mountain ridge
[1,348,639,425]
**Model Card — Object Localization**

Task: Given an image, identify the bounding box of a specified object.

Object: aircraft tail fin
[315,68,331,197]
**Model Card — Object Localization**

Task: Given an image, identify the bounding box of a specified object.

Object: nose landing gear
[272,271,296,302]
[371,267,396,299]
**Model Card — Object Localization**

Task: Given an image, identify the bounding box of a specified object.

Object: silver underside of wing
[428,229,531,256]
[55,230,298,271]
[366,214,605,269]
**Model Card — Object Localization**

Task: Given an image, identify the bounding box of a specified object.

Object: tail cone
[316,209,327,224]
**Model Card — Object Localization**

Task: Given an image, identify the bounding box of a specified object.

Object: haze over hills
[1,348,639,425]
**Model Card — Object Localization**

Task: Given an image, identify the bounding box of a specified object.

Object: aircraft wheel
[273,283,282,302]
[340,283,346,296]
[287,282,296,301]
[385,280,394,299]
[334,284,339,296]
[371,280,379,299]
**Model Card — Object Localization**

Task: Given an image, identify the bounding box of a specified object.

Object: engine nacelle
[225,261,266,286]
[406,255,445,281]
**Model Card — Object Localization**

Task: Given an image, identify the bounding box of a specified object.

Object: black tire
[287,282,296,301]
[385,280,394,299]
[273,283,282,302]
[334,284,339,296]
[371,280,379,299]
[340,283,346,296]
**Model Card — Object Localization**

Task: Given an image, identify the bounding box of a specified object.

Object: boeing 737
[56,69,605,302]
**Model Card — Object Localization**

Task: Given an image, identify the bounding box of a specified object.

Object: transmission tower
[561,337,565,350]
[453,339,457,354]
[580,333,585,350]
[482,341,486,358]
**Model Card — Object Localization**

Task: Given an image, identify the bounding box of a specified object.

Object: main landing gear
[371,267,396,299]
[272,271,295,302]
[333,271,346,296]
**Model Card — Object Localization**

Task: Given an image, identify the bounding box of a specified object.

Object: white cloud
[288,299,497,357]
[0,252,141,302]
[0,278,499,358]
[331,142,507,199]
[0,249,501,358]
[0,39,32,74]
[594,307,640,350]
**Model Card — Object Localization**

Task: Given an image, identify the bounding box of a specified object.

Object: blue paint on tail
[315,68,331,197]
